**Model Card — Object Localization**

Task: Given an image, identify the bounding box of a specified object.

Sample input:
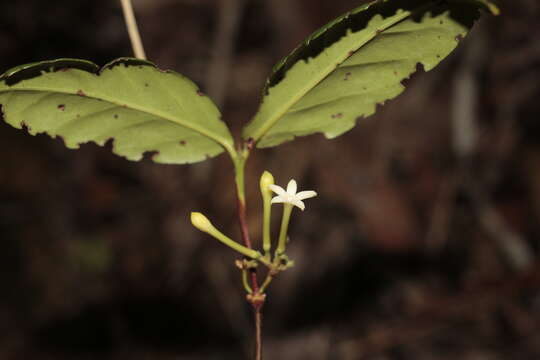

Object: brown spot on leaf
[331,113,343,119]
[76,89,86,96]
[197,90,205,96]
[347,51,354,57]
[344,72,352,81]
[179,140,186,146]
[57,104,66,111]
[393,70,398,76]
[455,34,464,42]
[114,114,118,119]
[144,83,149,87]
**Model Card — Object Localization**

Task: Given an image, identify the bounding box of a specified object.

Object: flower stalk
[190,212,262,260]
[190,164,317,360]
[268,178,317,256]
[276,204,293,256]
[259,171,275,257]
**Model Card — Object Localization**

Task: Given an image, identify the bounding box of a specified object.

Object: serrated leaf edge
[244,6,412,143]
[0,59,237,159]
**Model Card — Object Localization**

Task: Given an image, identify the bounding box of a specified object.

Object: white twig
[120,0,147,60]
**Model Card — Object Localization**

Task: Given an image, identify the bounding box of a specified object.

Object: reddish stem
[255,308,263,360]
[237,195,265,360]
[237,198,260,293]
[237,197,253,249]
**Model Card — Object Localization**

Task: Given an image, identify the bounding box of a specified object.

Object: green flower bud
[190,212,214,233]
[190,212,264,261]
[259,170,275,196]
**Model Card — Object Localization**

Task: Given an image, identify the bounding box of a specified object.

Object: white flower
[269,179,317,211]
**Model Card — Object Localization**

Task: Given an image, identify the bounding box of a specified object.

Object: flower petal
[286,179,297,195]
[269,184,286,196]
[291,199,305,211]
[296,190,317,200]
[271,195,285,204]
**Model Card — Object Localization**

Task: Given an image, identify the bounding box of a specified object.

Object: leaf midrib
[249,7,416,143]
[0,87,236,156]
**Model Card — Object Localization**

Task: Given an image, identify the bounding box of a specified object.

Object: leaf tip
[479,0,500,15]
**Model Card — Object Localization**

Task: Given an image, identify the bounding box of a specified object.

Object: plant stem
[120,0,147,60]
[242,269,253,294]
[233,148,265,360]
[234,152,248,211]
[259,272,274,294]
[255,309,263,360]
[235,159,258,292]
[211,226,262,259]
[276,204,293,255]
[191,212,262,259]
[261,184,273,256]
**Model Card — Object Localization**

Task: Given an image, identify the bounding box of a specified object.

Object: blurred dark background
[1,0,539,359]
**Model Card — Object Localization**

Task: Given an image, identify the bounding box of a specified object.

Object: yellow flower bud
[259,170,275,195]
[190,211,265,261]
[190,212,214,233]
[259,171,275,255]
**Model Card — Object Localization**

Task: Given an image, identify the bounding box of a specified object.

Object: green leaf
[243,0,499,148]
[0,58,236,164]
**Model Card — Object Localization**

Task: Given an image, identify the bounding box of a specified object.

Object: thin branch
[255,309,263,360]
[239,196,265,360]
[234,155,265,359]
[237,197,255,251]
[120,0,147,60]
